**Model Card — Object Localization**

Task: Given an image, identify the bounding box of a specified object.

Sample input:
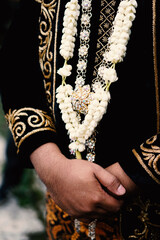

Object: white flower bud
[90,120,97,128]
[78,144,85,152]
[103,67,118,83]
[127,13,136,21]
[126,6,136,14]
[85,114,92,121]
[69,112,77,119]
[62,113,70,123]
[130,0,138,8]
[78,138,85,144]
[65,123,72,130]
[69,141,77,150]
[65,84,73,91]
[100,100,108,108]
[56,93,64,100]
[119,1,129,9]
[120,32,130,40]
[102,91,111,101]
[98,106,106,115]
[69,132,76,140]
[92,99,99,107]
[85,130,92,139]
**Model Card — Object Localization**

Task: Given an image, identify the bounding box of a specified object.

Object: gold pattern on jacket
[5,108,56,153]
[38,0,57,109]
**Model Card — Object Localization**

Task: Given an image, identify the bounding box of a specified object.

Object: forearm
[30,142,67,187]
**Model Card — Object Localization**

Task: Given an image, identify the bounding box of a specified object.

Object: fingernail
[117,184,126,195]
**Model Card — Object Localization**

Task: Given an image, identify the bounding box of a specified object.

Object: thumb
[94,165,126,196]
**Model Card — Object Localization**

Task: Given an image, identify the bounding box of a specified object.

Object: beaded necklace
[56,0,137,238]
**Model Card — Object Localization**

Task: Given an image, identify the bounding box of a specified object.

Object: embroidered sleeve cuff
[132,134,160,185]
[5,107,57,167]
[120,134,160,194]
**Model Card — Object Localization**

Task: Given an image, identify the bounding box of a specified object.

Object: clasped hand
[31,143,137,222]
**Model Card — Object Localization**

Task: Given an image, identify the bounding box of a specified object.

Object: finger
[94,165,126,196]
[77,203,122,223]
[77,207,111,223]
[77,218,94,224]
[98,192,124,213]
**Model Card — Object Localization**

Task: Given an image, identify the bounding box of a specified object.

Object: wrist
[30,142,67,185]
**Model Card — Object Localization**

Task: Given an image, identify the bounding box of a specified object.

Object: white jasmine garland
[56,84,110,152]
[57,0,137,154]
[100,67,118,83]
[104,0,137,64]
[59,0,80,60]
[57,64,72,77]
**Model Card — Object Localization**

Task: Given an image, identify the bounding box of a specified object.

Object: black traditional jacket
[0,0,160,198]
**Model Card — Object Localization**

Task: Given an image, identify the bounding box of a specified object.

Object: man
[1,0,160,239]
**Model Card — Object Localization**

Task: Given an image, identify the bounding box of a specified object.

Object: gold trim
[121,196,160,239]
[6,108,56,153]
[38,0,57,110]
[34,0,42,3]
[43,80,52,105]
[93,0,116,79]
[132,149,160,184]
[52,0,61,122]
[152,0,160,133]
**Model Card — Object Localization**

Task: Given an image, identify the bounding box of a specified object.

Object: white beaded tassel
[88,219,97,240]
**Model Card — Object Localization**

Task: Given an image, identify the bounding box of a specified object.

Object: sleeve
[119,1,160,195]
[119,134,160,195]
[0,0,57,167]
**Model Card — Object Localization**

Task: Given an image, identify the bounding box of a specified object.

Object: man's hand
[30,143,126,221]
[106,162,138,195]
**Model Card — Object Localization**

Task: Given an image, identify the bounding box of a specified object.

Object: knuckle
[109,176,119,188]
[91,193,102,206]
[111,200,123,213]
[112,205,121,213]
[79,195,101,215]
[71,208,87,219]
[78,203,92,216]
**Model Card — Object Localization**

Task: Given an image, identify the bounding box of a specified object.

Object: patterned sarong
[46,193,160,240]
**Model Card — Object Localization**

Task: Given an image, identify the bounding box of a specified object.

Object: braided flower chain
[57,0,137,154]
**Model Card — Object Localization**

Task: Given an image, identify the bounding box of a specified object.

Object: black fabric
[54,0,159,193]
[1,0,45,110]
[0,0,57,166]
[0,0,160,195]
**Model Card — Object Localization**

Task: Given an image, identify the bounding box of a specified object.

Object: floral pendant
[71,85,93,115]
[56,84,110,153]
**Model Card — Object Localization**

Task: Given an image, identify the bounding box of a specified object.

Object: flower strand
[58,0,80,80]
[57,0,138,154]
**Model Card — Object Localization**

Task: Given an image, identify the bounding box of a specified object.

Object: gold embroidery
[132,135,160,184]
[34,0,42,3]
[38,0,57,109]
[93,0,116,78]
[52,0,61,122]
[121,196,160,239]
[141,135,160,175]
[43,80,52,105]
[5,108,56,153]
